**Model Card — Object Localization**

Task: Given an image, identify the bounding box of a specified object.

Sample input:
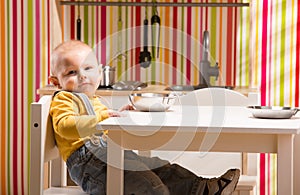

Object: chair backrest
[30,95,66,194]
[175,88,259,106]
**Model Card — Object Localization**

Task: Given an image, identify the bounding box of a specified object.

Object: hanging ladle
[139,6,152,68]
[76,1,81,40]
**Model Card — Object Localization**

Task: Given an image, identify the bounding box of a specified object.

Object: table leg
[107,131,124,195]
[277,134,294,195]
[294,135,300,195]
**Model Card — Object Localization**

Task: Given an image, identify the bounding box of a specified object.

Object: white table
[97,106,300,195]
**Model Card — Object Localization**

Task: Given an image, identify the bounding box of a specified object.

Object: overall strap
[73,92,106,147]
[73,92,96,116]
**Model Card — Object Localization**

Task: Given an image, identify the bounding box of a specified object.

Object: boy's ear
[48,76,61,88]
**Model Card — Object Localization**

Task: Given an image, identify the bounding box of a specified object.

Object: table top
[38,85,258,96]
[97,106,300,135]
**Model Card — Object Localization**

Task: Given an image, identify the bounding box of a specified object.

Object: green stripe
[91,6,95,47]
[151,58,156,84]
[239,7,243,86]
[125,3,128,81]
[84,1,89,44]
[210,1,217,85]
[245,6,250,86]
[117,4,122,79]
[210,0,217,59]
[279,0,286,106]
[151,5,157,84]
[6,0,11,193]
[27,0,34,193]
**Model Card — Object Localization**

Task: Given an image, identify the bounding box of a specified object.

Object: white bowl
[247,106,299,119]
[129,93,176,112]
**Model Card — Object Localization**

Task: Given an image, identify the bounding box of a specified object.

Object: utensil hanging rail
[60,1,249,7]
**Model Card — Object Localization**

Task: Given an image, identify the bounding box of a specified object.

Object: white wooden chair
[30,95,87,194]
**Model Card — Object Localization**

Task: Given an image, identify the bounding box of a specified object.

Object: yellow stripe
[42,0,46,86]
[289,0,295,106]
[271,154,277,194]
[61,5,65,41]
[159,6,163,83]
[218,2,223,86]
[109,6,114,64]
[254,0,259,87]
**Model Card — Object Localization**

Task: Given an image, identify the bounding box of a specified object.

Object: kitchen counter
[37,84,259,97]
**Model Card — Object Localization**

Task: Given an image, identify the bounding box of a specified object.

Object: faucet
[199,31,219,87]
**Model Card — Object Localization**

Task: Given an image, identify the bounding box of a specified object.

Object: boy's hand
[118,104,135,112]
[107,104,134,117]
[107,110,122,117]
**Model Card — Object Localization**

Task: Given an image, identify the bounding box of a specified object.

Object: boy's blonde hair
[50,40,92,76]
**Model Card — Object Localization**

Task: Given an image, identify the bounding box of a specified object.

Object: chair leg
[50,156,67,187]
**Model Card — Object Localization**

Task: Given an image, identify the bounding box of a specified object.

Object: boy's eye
[84,65,94,71]
[67,70,77,75]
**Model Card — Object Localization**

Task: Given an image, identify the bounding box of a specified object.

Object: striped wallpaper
[64,1,246,87]
[0,0,299,194]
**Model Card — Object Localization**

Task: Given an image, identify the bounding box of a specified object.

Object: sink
[165,85,234,91]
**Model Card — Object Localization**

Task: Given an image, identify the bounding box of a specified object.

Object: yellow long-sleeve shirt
[50,91,109,161]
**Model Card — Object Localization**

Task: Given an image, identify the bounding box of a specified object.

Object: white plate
[247,106,299,119]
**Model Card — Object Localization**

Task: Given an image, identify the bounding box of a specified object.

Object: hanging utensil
[76,1,81,40]
[151,2,160,58]
[139,6,152,68]
[117,3,123,74]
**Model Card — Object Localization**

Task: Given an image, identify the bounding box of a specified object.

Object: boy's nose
[79,71,87,80]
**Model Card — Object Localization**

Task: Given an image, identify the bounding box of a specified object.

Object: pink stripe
[101,1,106,65]
[200,0,203,61]
[172,1,177,84]
[260,154,266,195]
[295,0,300,107]
[130,8,134,80]
[12,0,18,193]
[135,1,141,81]
[268,1,273,106]
[233,0,237,87]
[205,0,208,30]
[226,1,233,86]
[96,1,99,58]
[21,0,25,194]
[260,1,269,194]
[35,0,41,101]
[47,0,51,77]
[70,5,75,39]
[186,0,192,84]
[268,154,271,195]
[260,0,268,106]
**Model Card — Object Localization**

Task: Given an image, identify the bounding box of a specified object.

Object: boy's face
[51,46,101,97]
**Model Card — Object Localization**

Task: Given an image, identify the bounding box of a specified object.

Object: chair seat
[44,186,87,195]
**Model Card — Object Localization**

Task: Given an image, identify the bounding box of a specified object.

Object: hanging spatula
[139,17,152,68]
[76,3,81,40]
